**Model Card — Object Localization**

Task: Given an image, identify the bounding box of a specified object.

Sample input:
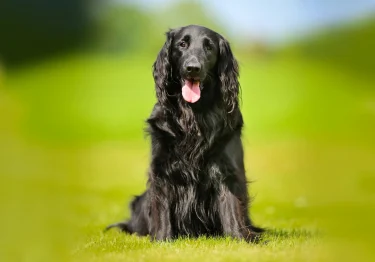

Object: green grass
[1,52,374,261]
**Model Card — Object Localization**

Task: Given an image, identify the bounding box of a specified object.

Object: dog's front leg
[149,185,173,241]
[218,185,258,242]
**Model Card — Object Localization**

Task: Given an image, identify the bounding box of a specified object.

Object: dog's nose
[185,61,201,74]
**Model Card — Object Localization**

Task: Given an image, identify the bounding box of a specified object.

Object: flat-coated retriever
[107,25,263,241]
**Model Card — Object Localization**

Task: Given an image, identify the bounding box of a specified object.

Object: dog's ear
[153,29,175,105]
[218,37,240,114]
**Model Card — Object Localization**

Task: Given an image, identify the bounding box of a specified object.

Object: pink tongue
[182,80,201,103]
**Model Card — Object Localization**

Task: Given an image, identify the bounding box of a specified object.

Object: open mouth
[182,78,201,103]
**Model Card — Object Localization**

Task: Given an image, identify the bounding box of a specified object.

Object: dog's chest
[170,181,222,233]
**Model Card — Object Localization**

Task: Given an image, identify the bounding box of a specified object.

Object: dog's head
[153,25,239,113]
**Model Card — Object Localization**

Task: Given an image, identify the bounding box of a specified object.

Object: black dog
[107,25,263,241]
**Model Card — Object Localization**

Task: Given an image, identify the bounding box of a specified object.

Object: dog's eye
[206,44,213,51]
[179,41,187,48]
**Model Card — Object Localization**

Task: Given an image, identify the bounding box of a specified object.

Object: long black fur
[107,25,263,241]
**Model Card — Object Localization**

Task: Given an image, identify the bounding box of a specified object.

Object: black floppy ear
[153,29,175,105]
[217,37,240,114]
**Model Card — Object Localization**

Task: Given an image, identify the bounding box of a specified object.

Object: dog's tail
[104,222,132,233]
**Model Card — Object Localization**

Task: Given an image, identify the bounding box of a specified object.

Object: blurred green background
[0,1,374,261]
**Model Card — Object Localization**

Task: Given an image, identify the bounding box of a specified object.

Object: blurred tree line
[0,0,224,67]
[0,0,95,66]
[281,17,375,81]
[1,0,374,80]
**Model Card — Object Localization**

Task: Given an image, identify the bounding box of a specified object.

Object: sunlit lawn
[1,52,374,261]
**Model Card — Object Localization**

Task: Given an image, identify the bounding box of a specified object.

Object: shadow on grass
[259,228,318,245]
[97,227,317,247]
